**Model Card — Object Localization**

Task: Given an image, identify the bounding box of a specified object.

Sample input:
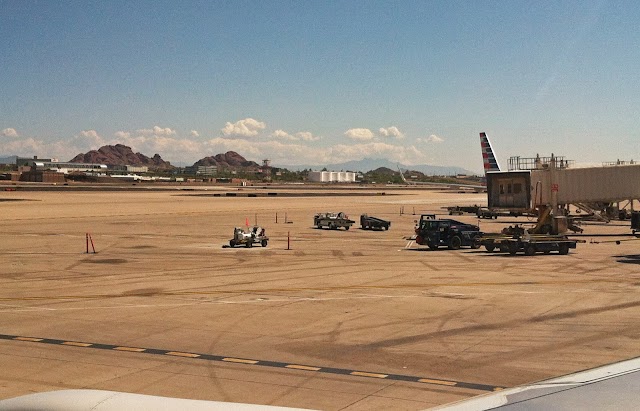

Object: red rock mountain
[69,144,174,170]
[193,151,260,169]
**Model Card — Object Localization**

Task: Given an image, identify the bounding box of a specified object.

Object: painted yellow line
[222,357,258,364]
[1,332,503,392]
[286,364,321,371]
[166,351,200,358]
[13,337,42,342]
[114,346,146,352]
[62,341,92,347]
[351,371,388,379]
[418,378,457,386]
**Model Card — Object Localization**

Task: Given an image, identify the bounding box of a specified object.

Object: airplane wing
[431,356,640,410]
[3,356,640,410]
[397,166,485,191]
[0,390,310,410]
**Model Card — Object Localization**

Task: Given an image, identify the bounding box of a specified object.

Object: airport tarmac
[1,185,639,410]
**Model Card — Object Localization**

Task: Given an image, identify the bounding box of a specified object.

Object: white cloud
[326,142,427,165]
[2,138,43,155]
[136,126,176,136]
[106,126,204,163]
[203,137,430,167]
[344,128,374,141]
[2,128,18,138]
[80,130,100,139]
[221,118,266,137]
[271,129,297,141]
[418,134,444,143]
[271,130,320,142]
[0,128,199,164]
[295,131,320,142]
[379,126,404,139]
[111,132,202,162]
[0,125,434,169]
[76,130,105,149]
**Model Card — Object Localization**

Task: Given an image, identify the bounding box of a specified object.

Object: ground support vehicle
[314,212,355,230]
[229,226,269,248]
[478,233,578,255]
[414,215,481,250]
[444,205,479,215]
[360,214,391,230]
[444,205,525,218]
[632,212,640,234]
[476,207,499,219]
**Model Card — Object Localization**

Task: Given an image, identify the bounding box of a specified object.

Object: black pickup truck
[415,215,481,250]
[360,214,391,230]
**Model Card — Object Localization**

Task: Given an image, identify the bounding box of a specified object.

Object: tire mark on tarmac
[464,325,640,369]
[420,261,441,271]
[364,299,640,349]
[0,278,631,302]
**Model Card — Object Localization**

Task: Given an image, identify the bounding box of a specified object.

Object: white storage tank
[308,170,355,183]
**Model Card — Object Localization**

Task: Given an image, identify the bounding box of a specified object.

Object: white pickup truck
[313,212,355,230]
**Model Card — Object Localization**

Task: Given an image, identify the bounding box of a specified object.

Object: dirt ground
[1,184,639,410]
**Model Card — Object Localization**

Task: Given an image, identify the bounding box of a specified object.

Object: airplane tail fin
[397,165,409,184]
[480,132,500,172]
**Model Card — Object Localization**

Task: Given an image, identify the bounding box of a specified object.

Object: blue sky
[1,0,639,173]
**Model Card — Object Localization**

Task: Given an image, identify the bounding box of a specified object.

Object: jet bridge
[486,158,640,231]
[530,164,640,207]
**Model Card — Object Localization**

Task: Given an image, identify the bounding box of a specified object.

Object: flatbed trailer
[360,214,391,230]
[444,205,479,215]
[478,233,579,255]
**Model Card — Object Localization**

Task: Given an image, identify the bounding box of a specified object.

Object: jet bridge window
[500,184,504,194]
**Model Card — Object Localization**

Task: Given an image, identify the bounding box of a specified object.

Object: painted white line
[0,294,418,313]
[0,285,596,313]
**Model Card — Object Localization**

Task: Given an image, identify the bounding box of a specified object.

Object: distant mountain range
[277,158,476,176]
[194,151,260,169]
[2,148,476,176]
[69,144,174,170]
[0,155,17,164]
[68,145,264,171]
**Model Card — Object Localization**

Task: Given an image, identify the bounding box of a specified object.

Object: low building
[184,165,218,176]
[19,170,66,183]
[106,165,149,174]
[16,156,52,167]
[108,165,127,172]
[29,161,107,174]
[126,165,149,173]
